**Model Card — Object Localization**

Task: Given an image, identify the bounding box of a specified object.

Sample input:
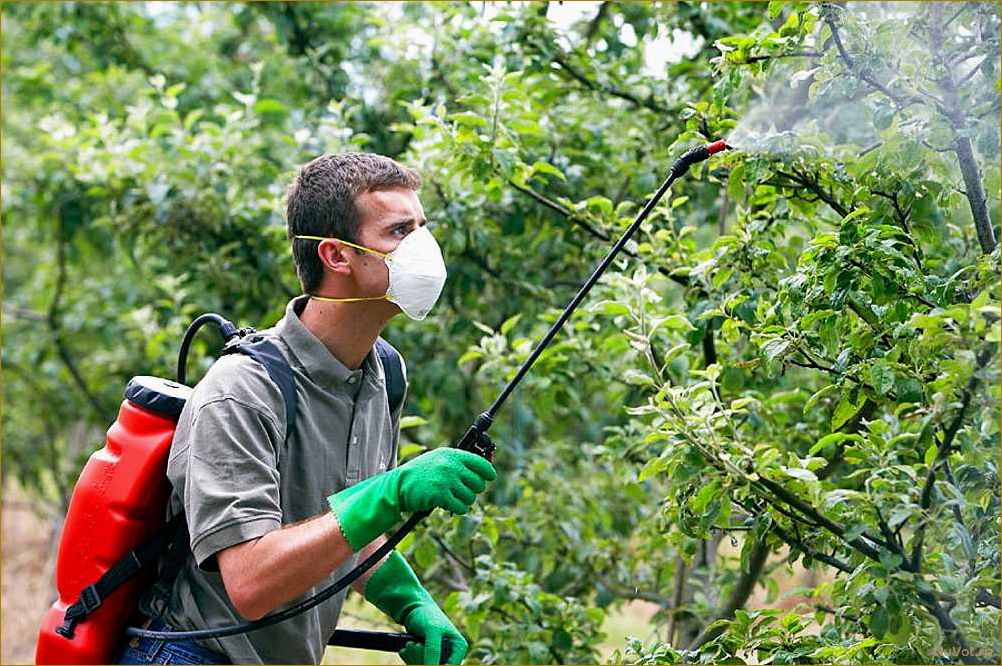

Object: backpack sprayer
[37,140,728,662]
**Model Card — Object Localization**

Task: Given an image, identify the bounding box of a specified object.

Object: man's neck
[298,298,394,370]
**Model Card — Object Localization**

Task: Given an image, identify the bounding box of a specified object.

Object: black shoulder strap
[375,337,406,415]
[221,333,405,433]
[221,335,298,433]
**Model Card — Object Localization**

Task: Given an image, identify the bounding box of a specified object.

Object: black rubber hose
[176,314,239,385]
[128,141,727,648]
[326,628,417,652]
[125,512,428,642]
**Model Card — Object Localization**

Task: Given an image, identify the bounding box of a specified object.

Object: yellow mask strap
[294,235,390,260]
[308,294,390,303]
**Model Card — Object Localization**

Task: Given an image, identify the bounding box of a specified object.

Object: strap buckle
[55,584,103,639]
[78,584,103,614]
[222,327,260,352]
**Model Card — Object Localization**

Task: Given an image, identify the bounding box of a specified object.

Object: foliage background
[2,1,1000,664]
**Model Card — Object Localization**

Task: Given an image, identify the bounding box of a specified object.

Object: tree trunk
[929,3,998,254]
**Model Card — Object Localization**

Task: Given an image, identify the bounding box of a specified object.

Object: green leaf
[399,415,427,429]
[399,443,425,460]
[623,369,655,387]
[841,206,870,224]
[809,432,860,455]
[692,478,721,513]
[894,376,924,403]
[509,119,543,136]
[165,82,187,98]
[730,397,756,410]
[924,443,938,466]
[448,111,487,128]
[457,349,483,365]
[481,516,499,545]
[639,456,668,482]
[712,267,734,289]
[253,98,288,117]
[585,195,614,215]
[413,536,437,568]
[590,300,630,316]
[831,391,866,430]
[804,384,837,415]
[780,466,817,482]
[530,161,566,181]
[761,337,792,363]
[553,628,573,652]
[651,314,695,332]
[499,313,522,336]
[870,362,896,396]
[472,321,495,335]
[954,522,976,562]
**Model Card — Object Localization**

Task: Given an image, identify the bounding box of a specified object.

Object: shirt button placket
[346,374,365,482]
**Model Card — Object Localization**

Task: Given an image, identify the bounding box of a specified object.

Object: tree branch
[928,3,998,254]
[583,1,609,45]
[549,52,670,115]
[753,475,891,560]
[742,50,820,64]
[908,347,990,572]
[48,213,108,419]
[508,178,692,289]
[847,257,935,308]
[772,168,849,217]
[665,555,687,645]
[823,6,929,112]
[685,535,770,651]
[2,306,49,322]
[869,188,925,269]
[957,56,988,87]
[508,179,609,241]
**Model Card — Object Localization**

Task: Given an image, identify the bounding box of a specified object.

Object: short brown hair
[286,152,422,292]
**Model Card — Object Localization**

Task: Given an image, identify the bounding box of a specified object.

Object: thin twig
[48,219,108,418]
[550,52,670,115]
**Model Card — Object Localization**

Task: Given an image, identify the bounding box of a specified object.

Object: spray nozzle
[669,139,730,177]
[706,140,729,154]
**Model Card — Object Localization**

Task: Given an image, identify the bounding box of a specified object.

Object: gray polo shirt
[139,296,406,664]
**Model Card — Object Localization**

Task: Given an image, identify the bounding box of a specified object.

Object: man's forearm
[217,512,355,620]
[351,534,391,595]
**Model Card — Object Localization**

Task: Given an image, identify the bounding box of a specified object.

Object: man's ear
[317,240,354,276]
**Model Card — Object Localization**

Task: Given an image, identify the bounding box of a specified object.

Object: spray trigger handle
[454,412,495,462]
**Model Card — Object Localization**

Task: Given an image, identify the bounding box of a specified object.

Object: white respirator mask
[295,225,448,320]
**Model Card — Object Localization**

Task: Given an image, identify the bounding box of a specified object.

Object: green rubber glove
[328,447,496,551]
[365,551,468,665]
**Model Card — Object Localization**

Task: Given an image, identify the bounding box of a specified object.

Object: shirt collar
[275,296,380,389]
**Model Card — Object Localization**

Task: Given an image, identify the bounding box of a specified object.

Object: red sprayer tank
[36,377,190,665]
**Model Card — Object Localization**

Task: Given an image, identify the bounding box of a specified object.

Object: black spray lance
[455,139,731,458]
[127,140,730,653]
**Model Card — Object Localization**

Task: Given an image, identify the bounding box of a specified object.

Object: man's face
[349,187,428,309]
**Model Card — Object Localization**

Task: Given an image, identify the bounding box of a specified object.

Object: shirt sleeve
[171,394,285,569]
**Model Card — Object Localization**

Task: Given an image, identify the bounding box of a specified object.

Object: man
[123,153,494,665]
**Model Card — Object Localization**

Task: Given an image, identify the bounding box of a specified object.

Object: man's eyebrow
[385,217,428,227]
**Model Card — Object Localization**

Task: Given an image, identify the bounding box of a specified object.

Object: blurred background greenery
[2,2,999,664]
